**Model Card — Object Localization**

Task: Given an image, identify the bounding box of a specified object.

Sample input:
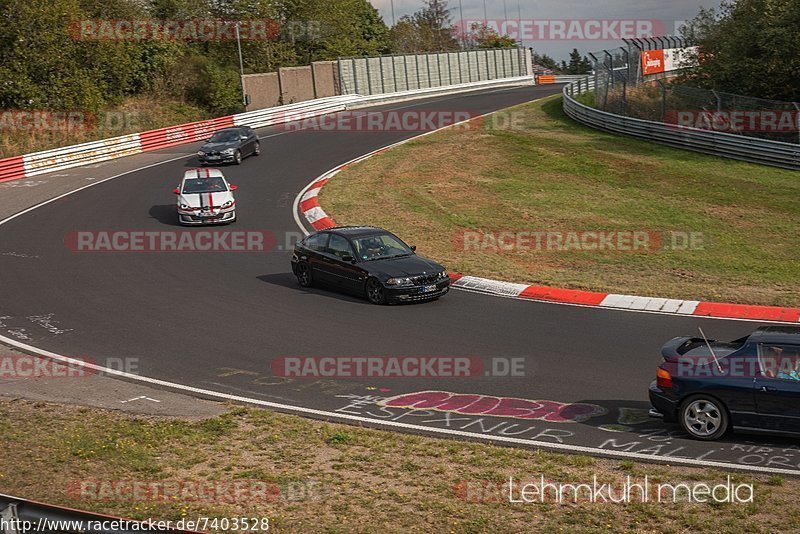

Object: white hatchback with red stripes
[173,168,238,225]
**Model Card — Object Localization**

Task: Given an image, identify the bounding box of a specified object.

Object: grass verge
[319,95,799,306]
[1,398,799,532]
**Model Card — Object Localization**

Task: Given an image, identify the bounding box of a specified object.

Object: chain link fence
[337,48,528,96]
[588,39,800,144]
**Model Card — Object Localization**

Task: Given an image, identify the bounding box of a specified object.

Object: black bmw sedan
[290,227,450,304]
[649,326,800,440]
[197,127,260,165]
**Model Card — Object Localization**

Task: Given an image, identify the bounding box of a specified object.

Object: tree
[463,23,516,49]
[679,0,800,101]
[388,0,458,53]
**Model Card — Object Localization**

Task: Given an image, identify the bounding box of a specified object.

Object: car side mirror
[172,188,180,195]
[410,245,417,251]
[229,185,238,191]
[342,255,355,263]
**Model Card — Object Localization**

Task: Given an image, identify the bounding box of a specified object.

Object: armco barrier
[139,116,234,152]
[0,156,25,184]
[0,77,534,184]
[563,77,800,170]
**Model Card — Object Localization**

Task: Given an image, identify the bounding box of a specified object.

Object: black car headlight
[221,148,235,155]
[386,277,413,286]
[196,151,205,157]
[438,270,448,280]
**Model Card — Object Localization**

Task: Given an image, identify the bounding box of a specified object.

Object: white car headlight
[221,148,235,155]
[386,277,413,286]
[221,200,233,209]
[179,203,192,210]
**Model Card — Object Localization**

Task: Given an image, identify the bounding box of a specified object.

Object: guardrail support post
[793,102,800,145]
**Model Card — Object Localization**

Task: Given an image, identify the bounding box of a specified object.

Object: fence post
[352,58,359,95]
[415,54,421,89]
[337,59,345,95]
[426,53,432,87]
[457,52,464,84]
[379,56,385,94]
[622,80,627,115]
[391,55,397,92]
[660,81,667,122]
[437,53,443,87]
[794,102,800,145]
[364,56,372,95]
[712,90,722,112]
[403,55,410,91]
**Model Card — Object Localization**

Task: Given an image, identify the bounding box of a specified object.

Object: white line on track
[3,85,793,476]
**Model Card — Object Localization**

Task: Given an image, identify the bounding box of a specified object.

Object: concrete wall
[243,62,340,110]
[312,61,337,98]
[243,73,281,110]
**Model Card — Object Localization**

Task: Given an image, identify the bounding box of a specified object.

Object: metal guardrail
[0,76,536,184]
[563,77,800,170]
[0,493,193,533]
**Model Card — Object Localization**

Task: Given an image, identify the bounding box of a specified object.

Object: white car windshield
[182,177,228,194]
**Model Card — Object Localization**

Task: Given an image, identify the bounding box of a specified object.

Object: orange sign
[641,49,665,75]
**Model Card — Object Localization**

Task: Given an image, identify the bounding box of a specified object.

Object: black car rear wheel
[234,150,242,165]
[679,395,729,441]
[296,262,313,288]
[365,277,387,305]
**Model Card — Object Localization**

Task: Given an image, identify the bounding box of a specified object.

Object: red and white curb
[295,126,800,324]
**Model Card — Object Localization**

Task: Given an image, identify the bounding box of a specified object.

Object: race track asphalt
[1,84,797,474]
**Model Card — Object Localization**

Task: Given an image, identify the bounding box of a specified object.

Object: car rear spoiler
[661,336,711,361]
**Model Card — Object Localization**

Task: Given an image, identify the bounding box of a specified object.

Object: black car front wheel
[679,395,729,441]
[234,150,242,165]
[253,142,261,156]
[365,277,387,305]
[296,262,313,288]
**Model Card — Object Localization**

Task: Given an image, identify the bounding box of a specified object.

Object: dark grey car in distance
[197,127,260,165]
[291,227,450,304]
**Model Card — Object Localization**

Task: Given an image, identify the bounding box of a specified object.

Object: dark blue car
[649,326,800,440]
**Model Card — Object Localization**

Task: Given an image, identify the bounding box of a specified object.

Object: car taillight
[656,367,673,389]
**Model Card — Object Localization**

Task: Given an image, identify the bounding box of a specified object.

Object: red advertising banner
[641,49,665,75]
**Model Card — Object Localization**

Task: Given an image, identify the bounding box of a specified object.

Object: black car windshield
[352,232,413,261]
[182,177,228,194]
[208,130,241,143]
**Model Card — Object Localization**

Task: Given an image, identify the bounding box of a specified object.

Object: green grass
[320,95,800,306]
[3,398,800,533]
